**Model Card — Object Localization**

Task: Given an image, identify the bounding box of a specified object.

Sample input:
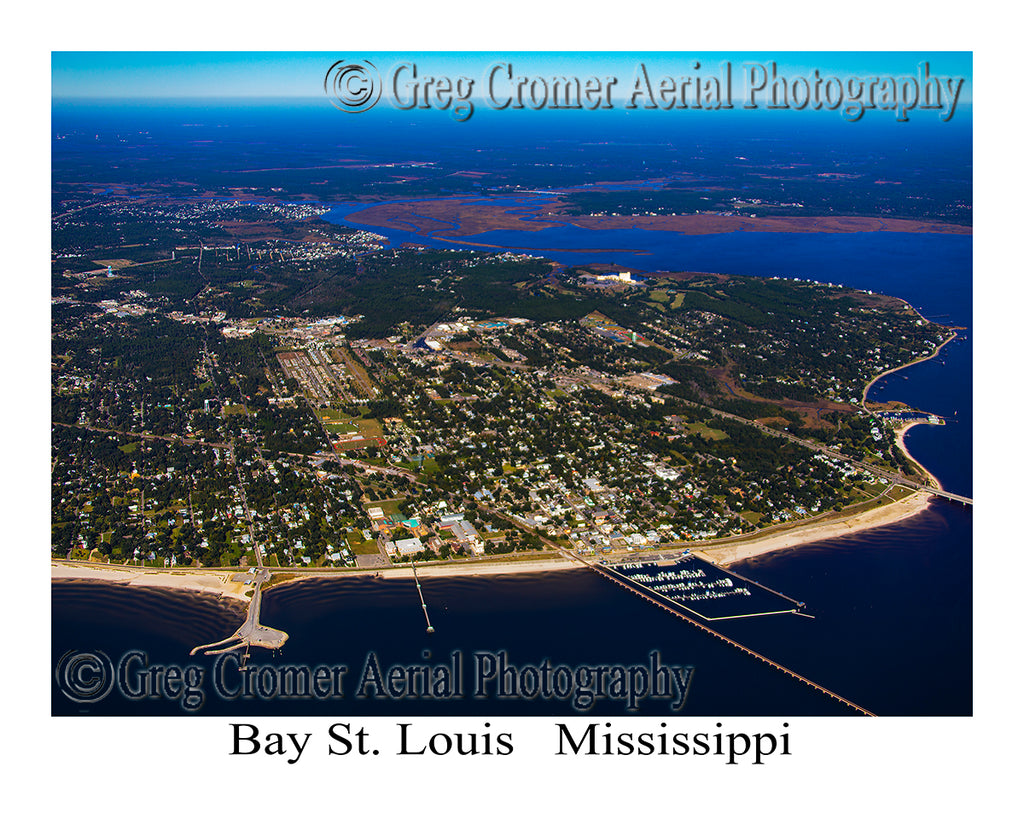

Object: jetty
[190,567,288,656]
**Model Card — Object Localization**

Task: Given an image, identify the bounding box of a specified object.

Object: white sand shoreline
[695,490,933,567]
[894,421,944,489]
[50,563,253,602]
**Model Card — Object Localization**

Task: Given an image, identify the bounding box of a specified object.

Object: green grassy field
[364,498,405,516]
[318,407,349,421]
[346,530,381,554]
[684,421,728,441]
[324,420,360,433]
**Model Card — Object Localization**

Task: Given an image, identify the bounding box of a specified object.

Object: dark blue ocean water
[51,220,972,717]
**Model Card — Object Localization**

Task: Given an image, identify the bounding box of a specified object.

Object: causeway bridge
[588,558,876,716]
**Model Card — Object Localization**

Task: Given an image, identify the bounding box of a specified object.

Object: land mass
[52,192,965,587]
[342,198,972,241]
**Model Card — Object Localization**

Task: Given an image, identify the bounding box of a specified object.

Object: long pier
[189,493,289,657]
[410,561,435,633]
[190,354,289,658]
[483,499,878,716]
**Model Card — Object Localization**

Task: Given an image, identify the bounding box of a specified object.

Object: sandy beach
[50,556,585,596]
[693,489,933,566]
[352,557,578,579]
[894,422,944,488]
[50,563,253,602]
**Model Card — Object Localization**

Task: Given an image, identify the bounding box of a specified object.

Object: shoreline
[861,326,958,406]
[340,198,972,239]
[50,489,936,591]
[857,317,957,492]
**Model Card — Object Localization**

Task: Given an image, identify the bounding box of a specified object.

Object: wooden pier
[410,561,435,633]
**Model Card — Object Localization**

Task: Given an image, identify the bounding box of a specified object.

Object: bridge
[854,462,973,505]
[928,488,973,505]
[588,557,875,716]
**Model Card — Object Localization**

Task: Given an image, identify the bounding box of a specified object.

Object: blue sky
[52,51,972,102]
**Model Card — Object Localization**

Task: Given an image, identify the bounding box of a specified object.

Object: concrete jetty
[190,567,288,655]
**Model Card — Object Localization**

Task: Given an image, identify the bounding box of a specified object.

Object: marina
[588,557,873,716]
[877,410,945,425]
[603,554,805,621]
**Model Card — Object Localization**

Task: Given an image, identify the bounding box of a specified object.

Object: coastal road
[545,366,973,505]
[688,404,973,505]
